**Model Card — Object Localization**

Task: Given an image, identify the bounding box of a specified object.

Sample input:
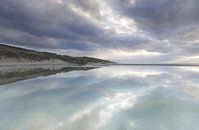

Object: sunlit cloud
[99,1,137,35]
[110,49,163,57]
[173,56,199,63]
[92,49,164,63]
[68,3,101,26]
[56,0,63,4]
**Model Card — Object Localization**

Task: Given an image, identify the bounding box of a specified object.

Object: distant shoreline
[0,62,198,67]
[114,63,199,67]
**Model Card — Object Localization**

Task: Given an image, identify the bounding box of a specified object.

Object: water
[0,65,199,130]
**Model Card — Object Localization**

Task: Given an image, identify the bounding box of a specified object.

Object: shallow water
[0,66,199,130]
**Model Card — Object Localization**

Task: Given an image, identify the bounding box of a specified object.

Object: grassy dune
[0,44,112,65]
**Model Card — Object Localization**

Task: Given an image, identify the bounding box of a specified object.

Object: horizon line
[114,63,199,66]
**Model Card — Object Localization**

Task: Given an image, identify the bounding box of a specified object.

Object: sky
[0,0,199,63]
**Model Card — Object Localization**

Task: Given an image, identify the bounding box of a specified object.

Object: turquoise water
[0,66,199,130]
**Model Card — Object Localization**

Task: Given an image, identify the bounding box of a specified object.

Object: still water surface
[0,66,199,130]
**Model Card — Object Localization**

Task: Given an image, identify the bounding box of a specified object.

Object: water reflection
[0,66,199,130]
[0,66,97,85]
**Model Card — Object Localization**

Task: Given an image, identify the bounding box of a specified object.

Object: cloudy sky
[0,0,199,63]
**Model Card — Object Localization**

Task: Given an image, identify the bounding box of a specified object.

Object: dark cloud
[0,0,104,49]
[0,0,103,37]
[110,0,199,38]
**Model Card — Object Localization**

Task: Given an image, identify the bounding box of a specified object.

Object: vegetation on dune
[0,44,112,65]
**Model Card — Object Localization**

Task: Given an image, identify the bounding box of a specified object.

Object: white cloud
[173,55,199,63]
[57,0,63,4]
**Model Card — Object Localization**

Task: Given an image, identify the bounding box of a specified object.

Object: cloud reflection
[70,92,136,129]
[0,66,199,130]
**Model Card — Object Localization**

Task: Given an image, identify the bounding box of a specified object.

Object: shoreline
[0,62,112,72]
[0,62,198,68]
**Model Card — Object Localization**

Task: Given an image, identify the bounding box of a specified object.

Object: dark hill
[0,44,112,65]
